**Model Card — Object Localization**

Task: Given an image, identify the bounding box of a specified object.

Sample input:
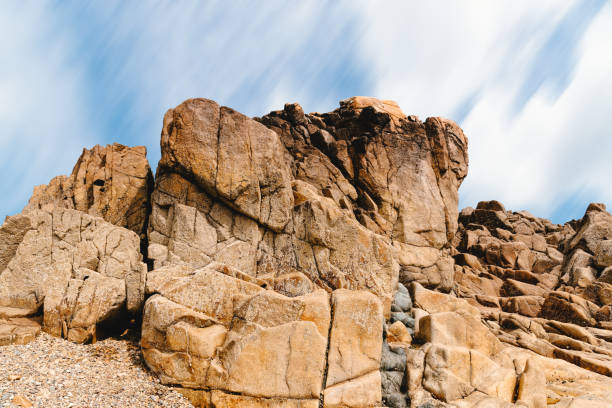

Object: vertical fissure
[319,294,334,408]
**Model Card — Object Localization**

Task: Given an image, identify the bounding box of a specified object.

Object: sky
[1,0,611,224]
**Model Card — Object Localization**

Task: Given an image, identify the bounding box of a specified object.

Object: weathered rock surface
[25,143,153,237]
[381,283,612,408]
[0,208,146,343]
[148,97,468,314]
[444,201,612,405]
[139,96,469,406]
[3,95,612,407]
[141,262,383,406]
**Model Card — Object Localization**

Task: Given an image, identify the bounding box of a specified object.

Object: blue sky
[1,1,611,224]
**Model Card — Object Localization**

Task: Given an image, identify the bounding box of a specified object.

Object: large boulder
[143,96,469,407]
[141,263,383,406]
[148,97,468,317]
[0,208,146,343]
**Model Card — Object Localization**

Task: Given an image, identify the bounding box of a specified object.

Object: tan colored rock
[151,96,468,317]
[25,143,152,236]
[541,292,597,327]
[422,343,516,404]
[158,98,293,232]
[422,344,473,402]
[0,208,146,343]
[501,296,544,318]
[11,395,33,408]
[207,320,327,398]
[323,370,382,408]
[417,311,503,357]
[326,290,383,387]
[410,282,480,319]
[516,359,546,408]
[142,264,330,399]
[141,96,470,406]
[500,279,547,298]
[567,204,612,256]
[272,272,314,297]
[0,316,41,346]
[387,320,412,344]
[211,391,318,408]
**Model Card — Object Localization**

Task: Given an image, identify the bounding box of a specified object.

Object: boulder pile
[1,96,611,407]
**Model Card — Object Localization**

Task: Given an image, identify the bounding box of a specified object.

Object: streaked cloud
[1,1,611,224]
[355,0,612,222]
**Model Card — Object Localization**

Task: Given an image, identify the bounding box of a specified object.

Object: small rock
[387,321,412,344]
[11,395,32,408]
[393,291,413,312]
[391,312,415,329]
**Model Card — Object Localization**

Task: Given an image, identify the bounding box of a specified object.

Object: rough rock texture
[137,96,469,407]
[3,95,612,407]
[0,208,147,343]
[380,283,612,408]
[140,261,384,406]
[25,143,153,237]
[147,97,468,314]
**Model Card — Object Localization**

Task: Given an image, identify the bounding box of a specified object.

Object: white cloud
[0,1,365,218]
[460,2,612,220]
[2,1,611,225]
[353,0,612,222]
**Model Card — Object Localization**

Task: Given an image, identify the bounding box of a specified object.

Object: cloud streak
[1,1,611,225]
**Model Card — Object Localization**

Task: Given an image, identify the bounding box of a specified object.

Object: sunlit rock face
[0,143,151,345]
[0,207,147,344]
[24,143,154,238]
[3,95,612,407]
[142,96,468,407]
[147,96,468,314]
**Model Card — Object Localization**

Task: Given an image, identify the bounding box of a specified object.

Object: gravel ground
[0,331,194,408]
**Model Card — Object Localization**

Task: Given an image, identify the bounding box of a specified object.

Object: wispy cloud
[1,1,611,224]
[0,1,371,219]
[353,0,611,222]
[0,2,98,219]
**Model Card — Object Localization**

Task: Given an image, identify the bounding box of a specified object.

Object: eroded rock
[0,208,146,343]
[25,143,153,237]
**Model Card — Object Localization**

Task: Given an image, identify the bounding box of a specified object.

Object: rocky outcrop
[148,97,467,315]
[449,201,612,398]
[0,208,146,343]
[379,283,612,407]
[141,262,383,407]
[25,143,153,237]
[2,94,612,407]
[141,96,468,407]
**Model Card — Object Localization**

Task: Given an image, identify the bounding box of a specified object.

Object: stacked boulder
[141,96,468,407]
[452,200,612,387]
[1,96,611,407]
[0,97,468,407]
[384,283,612,407]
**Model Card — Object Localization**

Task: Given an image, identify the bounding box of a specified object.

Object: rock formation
[25,143,153,238]
[0,208,146,344]
[140,96,467,406]
[1,96,611,407]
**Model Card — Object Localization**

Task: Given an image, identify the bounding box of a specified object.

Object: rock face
[148,97,468,316]
[2,95,612,407]
[440,201,612,406]
[0,208,146,343]
[25,143,153,237]
[141,96,467,406]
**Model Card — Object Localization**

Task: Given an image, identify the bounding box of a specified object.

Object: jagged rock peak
[25,143,153,237]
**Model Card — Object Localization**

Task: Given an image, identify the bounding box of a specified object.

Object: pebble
[0,332,193,408]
